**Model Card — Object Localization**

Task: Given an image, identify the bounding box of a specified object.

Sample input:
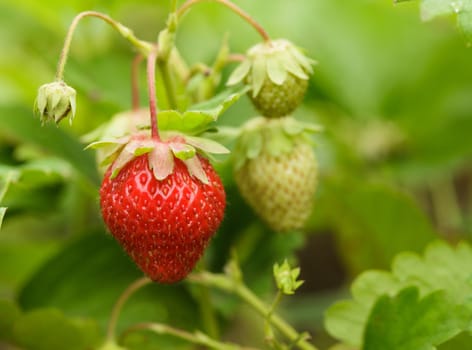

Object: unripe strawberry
[95,133,229,283]
[249,73,308,118]
[233,117,320,232]
[227,39,316,118]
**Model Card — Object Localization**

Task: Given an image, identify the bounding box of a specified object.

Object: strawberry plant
[1,0,472,349]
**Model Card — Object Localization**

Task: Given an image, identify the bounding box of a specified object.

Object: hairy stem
[147,48,161,141]
[176,0,270,42]
[106,277,152,342]
[187,272,318,350]
[55,11,153,81]
[123,322,259,350]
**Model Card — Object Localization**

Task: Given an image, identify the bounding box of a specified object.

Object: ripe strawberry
[227,39,316,118]
[233,117,320,232]
[98,134,228,283]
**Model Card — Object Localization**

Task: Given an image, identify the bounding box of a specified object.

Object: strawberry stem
[187,271,319,350]
[131,54,144,112]
[176,0,271,42]
[170,0,178,12]
[106,277,152,342]
[55,11,153,82]
[122,322,258,350]
[147,48,161,141]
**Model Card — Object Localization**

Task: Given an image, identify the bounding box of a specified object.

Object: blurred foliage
[0,0,471,349]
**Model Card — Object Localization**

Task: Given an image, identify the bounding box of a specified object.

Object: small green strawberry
[227,39,316,118]
[233,117,321,232]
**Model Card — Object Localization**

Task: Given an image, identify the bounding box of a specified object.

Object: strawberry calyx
[232,116,322,170]
[87,131,229,184]
[227,39,316,98]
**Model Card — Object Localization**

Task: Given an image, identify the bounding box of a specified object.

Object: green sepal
[34,81,77,125]
[265,126,294,157]
[273,260,304,295]
[227,39,316,97]
[227,60,251,86]
[169,143,196,160]
[184,156,209,184]
[81,108,149,144]
[251,53,267,97]
[184,135,230,155]
[267,55,288,85]
[233,116,322,170]
[148,142,174,181]
[83,138,128,151]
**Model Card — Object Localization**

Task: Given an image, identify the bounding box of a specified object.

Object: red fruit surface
[100,154,226,283]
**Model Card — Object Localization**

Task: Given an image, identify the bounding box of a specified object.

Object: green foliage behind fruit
[0,0,471,349]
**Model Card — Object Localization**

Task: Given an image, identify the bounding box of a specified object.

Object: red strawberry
[99,136,227,284]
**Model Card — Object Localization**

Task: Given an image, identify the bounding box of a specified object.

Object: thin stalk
[55,11,153,81]
[197,282,220,339]
[265,290,283,344]
[187,272,318,350]
[157,62,178,110]
[131,54,144,111]
[106,277,152,342]
[176,0,270,42]
[123,322,259,350]
[430,178,464,236]
[170,0,178,12]
[227,53,246,63]
[147,48,161,141]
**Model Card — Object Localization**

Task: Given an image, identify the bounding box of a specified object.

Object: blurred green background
[0,0,471,349]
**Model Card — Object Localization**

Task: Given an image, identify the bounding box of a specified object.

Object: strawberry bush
[1,0,472,349]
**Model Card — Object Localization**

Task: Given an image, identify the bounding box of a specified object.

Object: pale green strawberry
[227,39,316,118]
[233,117,321,232]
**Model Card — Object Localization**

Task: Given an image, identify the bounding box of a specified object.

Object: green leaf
[0,207,7,230]
[18,157,73,187]
[158,87,248,134]
[420,0,456,21]
[325,241,472,348]
[458,8,472,40]
[364,287,468,350]
[328,181,437,273]
[0,299,21,340]
[438,331,472,350]
[400,0,472,41]
[0,169,17,230]
[325,271,400,347]
[18,233,200,334]
[12,308,101,350]
[0,105,100,187]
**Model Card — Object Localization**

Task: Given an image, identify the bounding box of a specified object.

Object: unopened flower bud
[34,81,76,125]
[273,259,304,295]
